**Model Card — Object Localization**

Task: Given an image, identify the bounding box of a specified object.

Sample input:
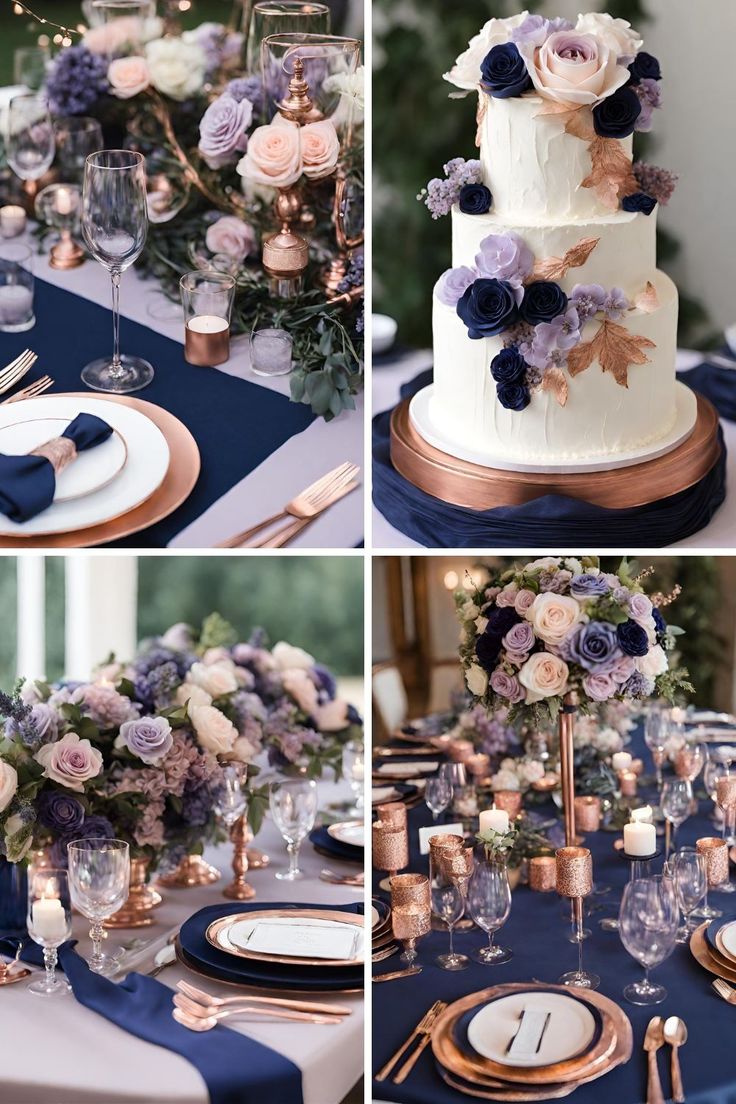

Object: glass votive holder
[180,270,235,367]
[0,243,34,332]
[36,183,84,270]
[493,791,523,819]
[26,869,72,997]
[528,855,557,892]
[574,796,602,833]
[0,205,26,239]
[376,802,407,830]
[250,324,293,377]
[453,783,478,819]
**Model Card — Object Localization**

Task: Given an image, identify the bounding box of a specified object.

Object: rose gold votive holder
[528,856,557,893]
[631,758,644,777]
[574,796,602,833]
[389,872,430,909]
[493,791,523,818]
[716,777,736,809]
[428,833,464,876]
[555,846,593,898]
[448,739,474,763]
[618,770,638,798]
[466,753,491,779]
[696,837,729,887]
[376,802,407,830]
[372,821,409,876]
[443,846,475,881]
[392,904,431,942]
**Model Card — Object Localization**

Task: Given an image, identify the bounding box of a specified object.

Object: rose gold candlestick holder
[49,228,84,270]
[223,815,256,900]
[104,857,163,928]
[158,853,221,888]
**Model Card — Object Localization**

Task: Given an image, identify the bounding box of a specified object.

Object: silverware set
[172,978,351,1031]
[374,999,447,1084]
[216,461,361,548]
[318,867,364,887]
[644,1015,687,1104]
[712,976,736,1004]
[372,964,421,983]
[0,350,53,405]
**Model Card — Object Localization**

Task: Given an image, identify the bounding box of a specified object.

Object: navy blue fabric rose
[38,790,85,834]
[622,192,657,216]
[491,347,527,385]
[616,619,650,657]
[593,87,642,139]
[520,281,568,325]
[476,606,521,672]
[652,608,666,637]
[497,382,531,411]
[628,51,661,83]
[457,278,520,339]
[564,621,620,672]
[480,43,532,99]
[570,573,610,599]
[459,183,493,215]
[486,607,521,636]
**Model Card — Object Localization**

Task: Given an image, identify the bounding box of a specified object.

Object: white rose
[316,699,349,732]
[223,735,258,764]
[491,768,521,792]
[465,663,488,697]
[161,622,193,650]
[176,683,213,710]
[203,647,233,666]
[518,652,569,703]
[527,557,562,572]
[526,592,583,646]
[636,645,668,678]
[108,56,150,99]
[187,661,238,698]
[0,760,18,813]
[322,67,365,127]
[461,601,480,620]
[519,31,629,107]
[145,37,207,101]
[564,558,584,574]
[190,705,237,755]
[574,13,643,62]
[282,669,319,714]
[520,760,545,784]
[444,12,530,91]
[272,641,315,671]
[475,616,489,634]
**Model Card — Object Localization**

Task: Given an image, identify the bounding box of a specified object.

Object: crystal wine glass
[672,848,707,943]
[26,869,72,997]
[6,94,55,192]
[214,764,248,830]
[425,776,453,822]
[53,116,104,183]
[342,739,364,816]
[67,838,130,975]
[716,774,736,853]
[619,875,678,1005]
[81,150,154,393]
[467,858,512,965]
[644,711,667,788]
[661,778,692,856]
[430,857,468,971]
[269,778,318,881]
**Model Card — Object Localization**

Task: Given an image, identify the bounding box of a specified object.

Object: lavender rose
[628,592,653,624]
[35,733,103,792]
[476,232,533,293]
[116,716,173,765]
[563,621,621,672]
[582,672,617,701]
[569,573,610,599]
[435,265,478,308]
[502,621,535,655]
[38,790,85,834]
[490,668,525,704]
[198,93,253,170]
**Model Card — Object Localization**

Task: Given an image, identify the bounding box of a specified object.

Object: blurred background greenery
[373,0,712,350]
[0,555,364,686]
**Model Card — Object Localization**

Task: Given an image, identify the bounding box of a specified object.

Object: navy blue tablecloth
[678,357,736,422]
[0,277,315,546]
[372,725,736,1104]
[373,369,727,548]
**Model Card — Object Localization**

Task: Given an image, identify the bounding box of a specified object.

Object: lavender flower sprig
[0,684,38,749]
[418,158,482,219]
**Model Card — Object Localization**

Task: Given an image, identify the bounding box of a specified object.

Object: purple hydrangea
[570,284,607,322]
[435,265,477,307]
[46,46,109,116]
[419,158,483,219]
[633,78,662,132]
[476,232,534,294]
[622,671,656,698]
[198,93,253,170]
[117,716,173,765]
[633,162,678,207]
[227,76,264,114]
[603,288,630,321]
[180,782,213,827]
[0,688,38,748]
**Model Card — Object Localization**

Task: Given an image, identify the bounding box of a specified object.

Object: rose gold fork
[215,461,359,548]
[173,1004,343,1031]
[173,991,346,1026]
[0,349,36,395]
[2,375,53,404]
[249,479,359,548]
[176,979,352,1017]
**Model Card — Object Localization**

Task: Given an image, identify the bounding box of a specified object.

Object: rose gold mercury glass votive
[392,904,432,965]
[372,821,409,890]
[528,856,557,892]
[390,872,431,909]
[493,791,523,818]
[618,770,638,798]
[574,796,602,833]
[448,739,474,763]
[376,802,407,830]
[697,837,729,887]
[555,846,593,899]
[466,753,491,779]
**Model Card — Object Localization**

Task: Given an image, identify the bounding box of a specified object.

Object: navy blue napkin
[309,826,363,863]
[0,412,113,522]
[678,361,736,421]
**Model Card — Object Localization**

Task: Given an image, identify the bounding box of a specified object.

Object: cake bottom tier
[429,271,683,468]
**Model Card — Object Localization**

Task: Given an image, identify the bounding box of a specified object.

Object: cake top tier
[444,11,664,222]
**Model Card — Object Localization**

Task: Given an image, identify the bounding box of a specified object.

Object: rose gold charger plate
[690,922,736,982]
[431,983,632,1101]
[206,907,364,967]
[0,393,200,547]
[174,937,363,995]
[390,391,720,510]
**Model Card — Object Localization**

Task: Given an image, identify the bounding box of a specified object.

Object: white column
[64,556,138,681]
[16,555,46,679]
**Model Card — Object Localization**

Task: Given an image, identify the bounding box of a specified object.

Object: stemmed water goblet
[425,776,453,822]
[214,764,248,831]
[467,858,512,965]
[67,838,130,975]
[644,710,667,789]
[53,116,104,183]
[716,773,736,852]
[6,94,55,201]
[439,762,468,818]
[342,739,364,816]
[672,848,707,943]
[619,875,678,1005]
[81,150,154,393]
[661,778,692,856]
[26,869,72,997]
[430,861,468,971]
[269,778,318,881]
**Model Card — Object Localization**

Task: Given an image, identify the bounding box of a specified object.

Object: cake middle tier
[451,206,656,297]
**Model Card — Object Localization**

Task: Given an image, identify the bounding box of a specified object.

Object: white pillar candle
[630,805,653,823]
[623,820,657,857]
[187,314,229,335]
[479,807,510,835]
[0,283,33,326]
[0,205,26,238]
[32,897,67,941]
[612,751,633,772]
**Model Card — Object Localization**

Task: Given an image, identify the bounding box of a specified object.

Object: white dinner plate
[375,761,438,778]
[467,991,597,1069]
[371,906,380,929]
[0,396,170,536]
[327,820,364,848]
[716,921,736,962]
[222,916,365,963]
[0,415,128,501]
[372,786,400,803]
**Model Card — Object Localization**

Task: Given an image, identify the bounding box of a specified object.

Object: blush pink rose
[282,669,319,715]
[526,591,583,646]
[108,56,150,99]
[514,588,536,614]
[205,215,256,264]
[496,584,518,608]
[316,698,350,731]
[519,31,629,106]
[518,652,569,702]
[35,733,103,793]
[237,121,302,188]
[300,120,340,181]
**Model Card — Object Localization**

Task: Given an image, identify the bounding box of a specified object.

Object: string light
[10,0,81,45]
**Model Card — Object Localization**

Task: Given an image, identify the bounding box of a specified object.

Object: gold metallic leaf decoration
[541,366,569,406]
[634,281,660,313]
[532,236,600,281]
[475,91,487,149]
[567,320,656,388]
[581,137,638,210]
[564,109,596,142]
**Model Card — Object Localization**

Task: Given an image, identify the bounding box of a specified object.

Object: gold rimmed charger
[174,937,363,995]
[431,983,626,1088]
[0,393,199,548]
[206,908,365,968]
[690,922,736,983]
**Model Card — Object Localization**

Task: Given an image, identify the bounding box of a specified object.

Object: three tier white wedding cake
[417,11,689,472]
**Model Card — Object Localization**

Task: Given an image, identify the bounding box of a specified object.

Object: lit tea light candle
[618,769,638,797]
[32,896,67,941]
[623,817,656,857]
[670,706,686,724]
[0,205,26,238]
[184,314,230,367]
[479,807,509,835]
[630,805,653,823]
[612,751,633,772]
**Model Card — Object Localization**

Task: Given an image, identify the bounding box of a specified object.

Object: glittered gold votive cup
[376,802,407,830]
[428,833,464,873]
[443,846,474,882]
[493,791,523,818]
[555,846,593,898]
[390,872,430,909]
[696,837,729,886]
[448,739,474,763]
[574,796,601,833]
[372,821,409,889]
[528,856,557,892]
[716,776,736,809]
[466,753,491,779]
[392,904,431,964]
[618,770,638,798]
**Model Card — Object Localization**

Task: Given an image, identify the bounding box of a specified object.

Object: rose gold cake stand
[389,391,721,510]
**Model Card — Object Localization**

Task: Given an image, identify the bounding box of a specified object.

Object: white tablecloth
[15,231,363,549]
[372,347,736,548]
[0,776,364,1104]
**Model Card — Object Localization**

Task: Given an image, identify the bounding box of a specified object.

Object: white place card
[418,823,464,855]
[507,1010,552,1060]
[375,761,438,777]
[235,917,362,961]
